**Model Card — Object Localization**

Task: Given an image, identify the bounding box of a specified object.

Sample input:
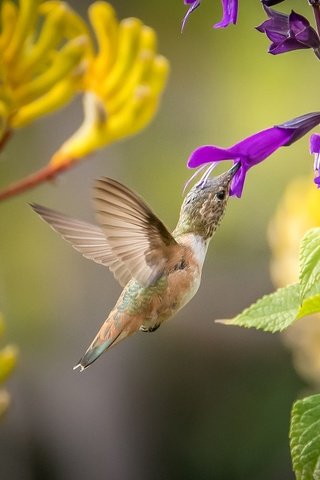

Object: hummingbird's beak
[227,161,241,179]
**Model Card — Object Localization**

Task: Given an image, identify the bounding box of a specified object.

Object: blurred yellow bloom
[0,1,169,198]
[51,2,169,166]
[0,0,89,131]
[0,314,18,419]
[269,176,320,385]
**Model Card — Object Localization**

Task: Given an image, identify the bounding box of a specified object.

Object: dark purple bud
[278,112,320,145]
[256,6,320,55]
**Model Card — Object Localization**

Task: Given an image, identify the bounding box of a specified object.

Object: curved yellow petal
[88,2,118,79]
[11,76,79,128]
[14,36,88,105]
[14,3,78,79]
[50,92,109,165]
[40,1,91,40]
[0,1,18,52]
[4,0,40,64]
[101,18,142,97]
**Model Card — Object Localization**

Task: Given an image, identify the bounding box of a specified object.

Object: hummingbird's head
[176,162,240,240]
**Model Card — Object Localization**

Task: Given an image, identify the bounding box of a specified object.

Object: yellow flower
[0,1,169,201]
[0,314,18,419]
[0,0,89,131]
[269,176,320,385]
[51,2,169,166]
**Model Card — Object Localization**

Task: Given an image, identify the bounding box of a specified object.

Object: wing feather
[30,204,131,287]
[94,177,178,287]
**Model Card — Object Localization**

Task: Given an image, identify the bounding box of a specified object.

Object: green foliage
[290,394,320,480]
[222,228,320,479]
[220,284,300,332]
[299,228,320,303]
[222,228,320,332]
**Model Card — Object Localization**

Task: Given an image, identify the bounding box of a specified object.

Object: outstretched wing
[30,204,131,287]
[94,177,179,287]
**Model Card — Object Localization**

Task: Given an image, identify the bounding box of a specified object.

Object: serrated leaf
[298,294,320,319]
[299,228,320,303]
[290,394,320,480]
[220,284,300,332]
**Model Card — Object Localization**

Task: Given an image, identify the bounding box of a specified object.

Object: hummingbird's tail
[73,310,138,371]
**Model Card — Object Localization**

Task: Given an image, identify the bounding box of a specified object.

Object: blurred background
[0,0,318,478]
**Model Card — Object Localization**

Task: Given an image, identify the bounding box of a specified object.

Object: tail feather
[73,311,138,371]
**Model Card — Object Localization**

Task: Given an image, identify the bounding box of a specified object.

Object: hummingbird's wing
[30,204,132,287]
[94,177,179,287]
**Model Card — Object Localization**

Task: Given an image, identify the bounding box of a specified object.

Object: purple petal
[289,11,311,32]
[187,145,239,168]
[269,38,308,54]
[230,165,247,197]
[266,30,286,43]
[310,133,320,154]
[181,0,201,31]
[310,133,320,181]
[228,127,293,165]
[214,0,238,29]
[289,11,320,48]
[256,6,289,34]
[295,27,320,48]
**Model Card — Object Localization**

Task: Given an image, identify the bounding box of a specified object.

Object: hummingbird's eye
[216,190,226,201]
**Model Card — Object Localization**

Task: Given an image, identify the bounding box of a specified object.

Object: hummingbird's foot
[140,324,160,333]
[73,362,85,372]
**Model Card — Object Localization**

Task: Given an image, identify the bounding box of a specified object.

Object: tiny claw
[73,363,85,372]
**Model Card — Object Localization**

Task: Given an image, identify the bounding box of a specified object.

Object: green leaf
[299,228,320,303]
[219,284,300,333]
[298,294,320,319]
[290,394,320,480]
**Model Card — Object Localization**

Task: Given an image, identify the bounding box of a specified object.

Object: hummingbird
[31,162,240,371]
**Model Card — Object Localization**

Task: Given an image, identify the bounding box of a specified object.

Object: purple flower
[214,0,238,28]
[256,7,320,55]
[182,0,238,31]
[187,112,320,198]
[310,133,320,187]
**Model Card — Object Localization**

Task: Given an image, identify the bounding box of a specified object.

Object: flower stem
[0,160,78,202]
[0,130,12,153]
[312,4,320,38]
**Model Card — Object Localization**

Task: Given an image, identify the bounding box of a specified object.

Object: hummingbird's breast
[136,233,208,330]
[108,234,208,334]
